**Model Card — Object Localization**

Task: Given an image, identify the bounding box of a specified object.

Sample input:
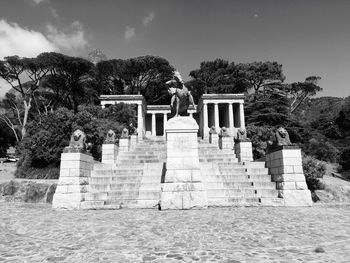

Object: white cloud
[46,21,88,51]
[32,0,46,5]
[0,19,56,59]
[143,11,155,27]
[124,26,135,41]
[50,8,59,18]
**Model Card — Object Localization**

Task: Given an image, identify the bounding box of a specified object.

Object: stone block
[295,181,308,190]
[278,190,312,206]
[281,149,302,158]
[162,182,204,192]
[276,182,296,190]
[160,189,207,210]
[52,193,85,209]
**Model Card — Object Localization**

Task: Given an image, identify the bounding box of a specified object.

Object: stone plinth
[209,133,219,147]
[161,117,208,209]
[130,135,138,150]
[101,144,118,164]
[52,152,93,209]
[235,142,253,162]
[266,147,312,206]
[119,138,129,152]
[221,137,234,150]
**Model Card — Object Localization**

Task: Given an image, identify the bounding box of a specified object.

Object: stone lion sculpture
[166,70,195,117]
[104,129,116,144]
[235,128,250,142]
[219,127,230,137]
[268,127,293,151]
[120,128,129,139]
[209,126,217,134]
[67,129,87,151]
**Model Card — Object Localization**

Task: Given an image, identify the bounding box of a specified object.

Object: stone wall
[0,180,57,203]
[266,147,312,206]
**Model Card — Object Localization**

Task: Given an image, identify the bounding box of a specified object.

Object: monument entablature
[99,93,246,139]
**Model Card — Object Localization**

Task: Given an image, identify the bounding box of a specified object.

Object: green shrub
[246,125,274,159]
[302,155,326,191]
[16,104,135,179]
[339,147,350,172]
[306,138,340,163]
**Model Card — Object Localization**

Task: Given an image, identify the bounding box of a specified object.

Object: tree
[123,56,174,99]
[96,59,127,95]
[335,96,350,136]
[245,91,290,126]
[0,55,52,138]
[88,49,107,65]
[189,59,236,94]
[234,61,285,93]
[0,93,22,142]
[41,52,96,112]
[288,76,322,113]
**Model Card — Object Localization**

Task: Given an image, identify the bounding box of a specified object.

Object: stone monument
[209,126,219,145]
[234,128,253,162]
[266,127,312,206]
[52,130,93,209]
[166,71,195,117]
[161,116,208,209]
[119,128,130,152]
[219,127,234,150]
[102,129,118,164]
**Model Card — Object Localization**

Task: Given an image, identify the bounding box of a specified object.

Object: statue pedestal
[161,117,207,209]
[52,151,93,209]
[266,146,312,206]
[101,143,118,164]
[235,141,253,162]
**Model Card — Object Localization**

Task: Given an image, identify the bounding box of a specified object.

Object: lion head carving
[235,128,250,142]
[120,128,129,139]
[104,129,116,144]
[68,129,86,151]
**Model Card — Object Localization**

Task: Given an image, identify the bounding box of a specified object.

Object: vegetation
[302,155,326,191]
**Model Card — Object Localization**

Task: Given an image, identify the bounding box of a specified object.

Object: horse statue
[166,71,195,117]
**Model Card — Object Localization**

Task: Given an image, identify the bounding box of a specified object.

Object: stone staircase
[82,138,166,209]
[199,140,283,206]
[81,137,282,209]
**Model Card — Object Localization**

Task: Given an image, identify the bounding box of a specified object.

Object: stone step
[117,155,161,159]
[203,174,273,182]
[107,190,160,200]
[116,160,162,164]
[93,163,116,170]
[204,181,277,189]
[104,199,160,209]
[259,197,285,206]
[91,169,143,177]
[199,158,238,163]
[80,200,105,209]
[243,162,266,168]
[90,175,161,185]
[110,183,161,191]
[245,168,269,175]
[207,197,262,207]
[207,189,278,198]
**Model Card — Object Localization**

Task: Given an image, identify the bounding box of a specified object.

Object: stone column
[189,112,193,118]
[239,102,245,128]
[214,103,220,131]
[152,113,156,136]
[203,103,209,140]
[161,117,208,209]
[228,103,234,134]
[101,102,106,109]
[265,146,312,206]
[163,113,167,137]
[52,151,93,209]
[137,104,143,140]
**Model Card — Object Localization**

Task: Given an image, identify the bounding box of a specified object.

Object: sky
[0,0,349,98]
